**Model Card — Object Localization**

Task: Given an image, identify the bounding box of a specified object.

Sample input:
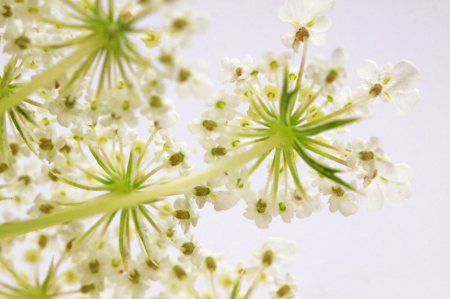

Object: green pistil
[216,100,226,109]
[278,202,287,212]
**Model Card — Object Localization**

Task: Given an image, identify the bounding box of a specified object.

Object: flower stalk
[0,134,284,239]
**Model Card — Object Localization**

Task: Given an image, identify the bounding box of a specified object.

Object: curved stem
[0,134,284,239]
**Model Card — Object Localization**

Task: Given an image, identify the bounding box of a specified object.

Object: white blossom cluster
[188,0,420,228]
[0,0,419,297]
[0,227,299,299]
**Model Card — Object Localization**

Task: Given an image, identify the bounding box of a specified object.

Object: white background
[168,0,450,298]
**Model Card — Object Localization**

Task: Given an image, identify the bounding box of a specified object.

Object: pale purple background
[167,0,450,298]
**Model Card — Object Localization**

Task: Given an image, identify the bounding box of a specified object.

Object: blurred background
[168,0,450,298]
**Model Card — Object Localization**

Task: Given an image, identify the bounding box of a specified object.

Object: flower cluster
[0,226,299,299]
[0,0,419,297]
[186,0,420,228]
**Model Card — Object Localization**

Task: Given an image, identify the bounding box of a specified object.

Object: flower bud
[39,138,54,151]
[159,53,173,65]
[146,259,159,270]
[60,144,71,154]
[172,18,188,30]
[169,152,185,166]
[38,235,48,248]
[48,169,61,182]
[325,69,338,83]
[205,256,217,272]
[278,202,287,212]
[174,210,190,220]
[173,265,187,280]
[276,285,291,297]
[64,96,76,109]
[194,186,210,197]
[262,250,273,266]
[18,175,31,185]
[359,151,374,161]
[39,204,55,214]
[181,242,196,255]
[295,27,310,42]
[256,199,267,214]
[80,283,96,294]
[149,95,163,108]
[15,36,31,50]
[211,147,226,156]
[129,270,141,284]
[166,228,175,238]
[89,259,100,274]
[332,186,345,197]
[369,84,383,96]
[178,69,191,82]
[1,5,13,18]
[215,100,226,109]
[235,67,243,77]
[0,163,8,174]
[202,120,217,131]
[9,143,19,156]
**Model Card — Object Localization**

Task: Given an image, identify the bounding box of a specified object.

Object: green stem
[0,135,284,239]
[0,38,102,115]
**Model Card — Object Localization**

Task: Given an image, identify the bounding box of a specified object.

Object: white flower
[257,51,292,83]
[138,244,171,281]
[174,59,213,100]
[357,59,420,115]
[33,125,66,162]
[201,136,232,164]
[164,9,209,46]
[243,190,273,229]
[270,273,298,298]
[205,88,240,120]
[225,166,253,198]
[350,138,413,211]
[141,94,180,129]
[191,184,239,211]
[274,189,297,223]
[279,0,335,50]
[253,237,297,266]
[164,139,193,175]
[219,56,255,84]
[173,196,200,233]
[295,191,323,219]
[305,47,349,95]
[188,113,224,142]
[48,87,85,128]
[177,231,206,268]
[322,181,359,217]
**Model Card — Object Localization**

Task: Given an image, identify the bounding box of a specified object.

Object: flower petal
[213,191,239,211]
[379,180,412,207]
[357,60,379,83]
[309,31,326,45]
[279,0,335,25]
[312,15,332,32]
[388,60,420,93]
[338,199,359,216]
[356,180,384,212]
[388,88,420,116]
[378,161,412,182]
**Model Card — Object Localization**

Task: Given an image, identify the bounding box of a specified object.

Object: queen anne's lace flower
[0,0,420,297]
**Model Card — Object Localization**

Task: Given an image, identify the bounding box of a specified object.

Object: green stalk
[0,38,102,115]
[0,134,285,239]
